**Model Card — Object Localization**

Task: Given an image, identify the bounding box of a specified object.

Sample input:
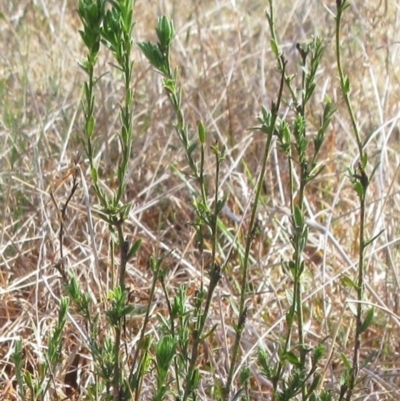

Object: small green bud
[156,16,175,51]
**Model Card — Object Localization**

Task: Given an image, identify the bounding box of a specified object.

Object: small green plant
[335,1,378,399]
[255,1,335,400]
[71,0,143,398]
[139,16,225,401]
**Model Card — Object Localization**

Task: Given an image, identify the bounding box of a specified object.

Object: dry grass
[2,0,400,399]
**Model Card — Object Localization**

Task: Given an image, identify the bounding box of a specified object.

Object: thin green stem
[129,260,159,396]
[335,1,363,156]
[345,196,365,400]
[224,60,286,400]
[182,152,223,401]
[336,1,368,399]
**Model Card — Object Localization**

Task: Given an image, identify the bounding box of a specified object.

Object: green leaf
[198,120,206,144]
[341,353,351,370]
[162,78,175,94]
[24,370,33,390]
[127,239,142,261]
[369,160,380,181]
[91,166,98,182]
[359,307,374,334]
[192,368,200,388]
[121,305,135,317]
[239,367,251,386]
[293,204,304,227]
[138,41,164,71]
[201,324,218,341]
[364,229,384,248]
[86,115,95,136]
[156,16,175,51]
[341,275,358,290]
[119,202,132,221]
[283,351,301,367]
[361,152,368,169]
[340,0,351,12]
[188,142,197,155]
[156,335,176,372]
[270,38,280,58]
[353,180,364,198]
[313,344,325,363]
[342,75,350,94]
[286,309,294,326]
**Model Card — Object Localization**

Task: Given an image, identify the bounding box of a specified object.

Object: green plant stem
[335,1,367,399]
[160,277,182,394]
[348,196,366,398]
[198,138,207,286]
[210,148,221,268]
[128,260,160,397]
[293,67,308,401]
[266,1,297,105]
[224,60,286,400]
[111,225,128,399]
[182,152,223,401]
[335,1,363,155]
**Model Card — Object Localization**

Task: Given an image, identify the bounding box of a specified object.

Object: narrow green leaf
[270,38,280,58]
[353,180,364,198]
[293,204,304,227]
[198,120,206,144]
[187,142,197,155]
[343,75,350,94]
[286,309,294,326]
[156,335,176,371]
[361,152,368,169]
[313,344,325,363]
[364,229,384,248]
[156,16,175,50]
[359,307,374,334]
[284,351,301,367]
[24,371,33,389]
[127,239,142,261]
[201,324,218,340]
[91,166,98,182]
[341,275,358,290]
[86,115,95,136]
[341,353,351,370]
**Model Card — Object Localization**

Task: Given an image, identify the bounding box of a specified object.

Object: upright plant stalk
[254,3,336,400]
[335,1,374,399]
[335,1,363,157]
[100,1,139,398]
[129,255,165,401]
[266,3,302,387]
[266,1,309,395]
[78,0,107,208]
[181,144,225,401]
[77,0,142,399]
[100,0,136,288]
[139,17,225,401]
[224,56,286,400]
